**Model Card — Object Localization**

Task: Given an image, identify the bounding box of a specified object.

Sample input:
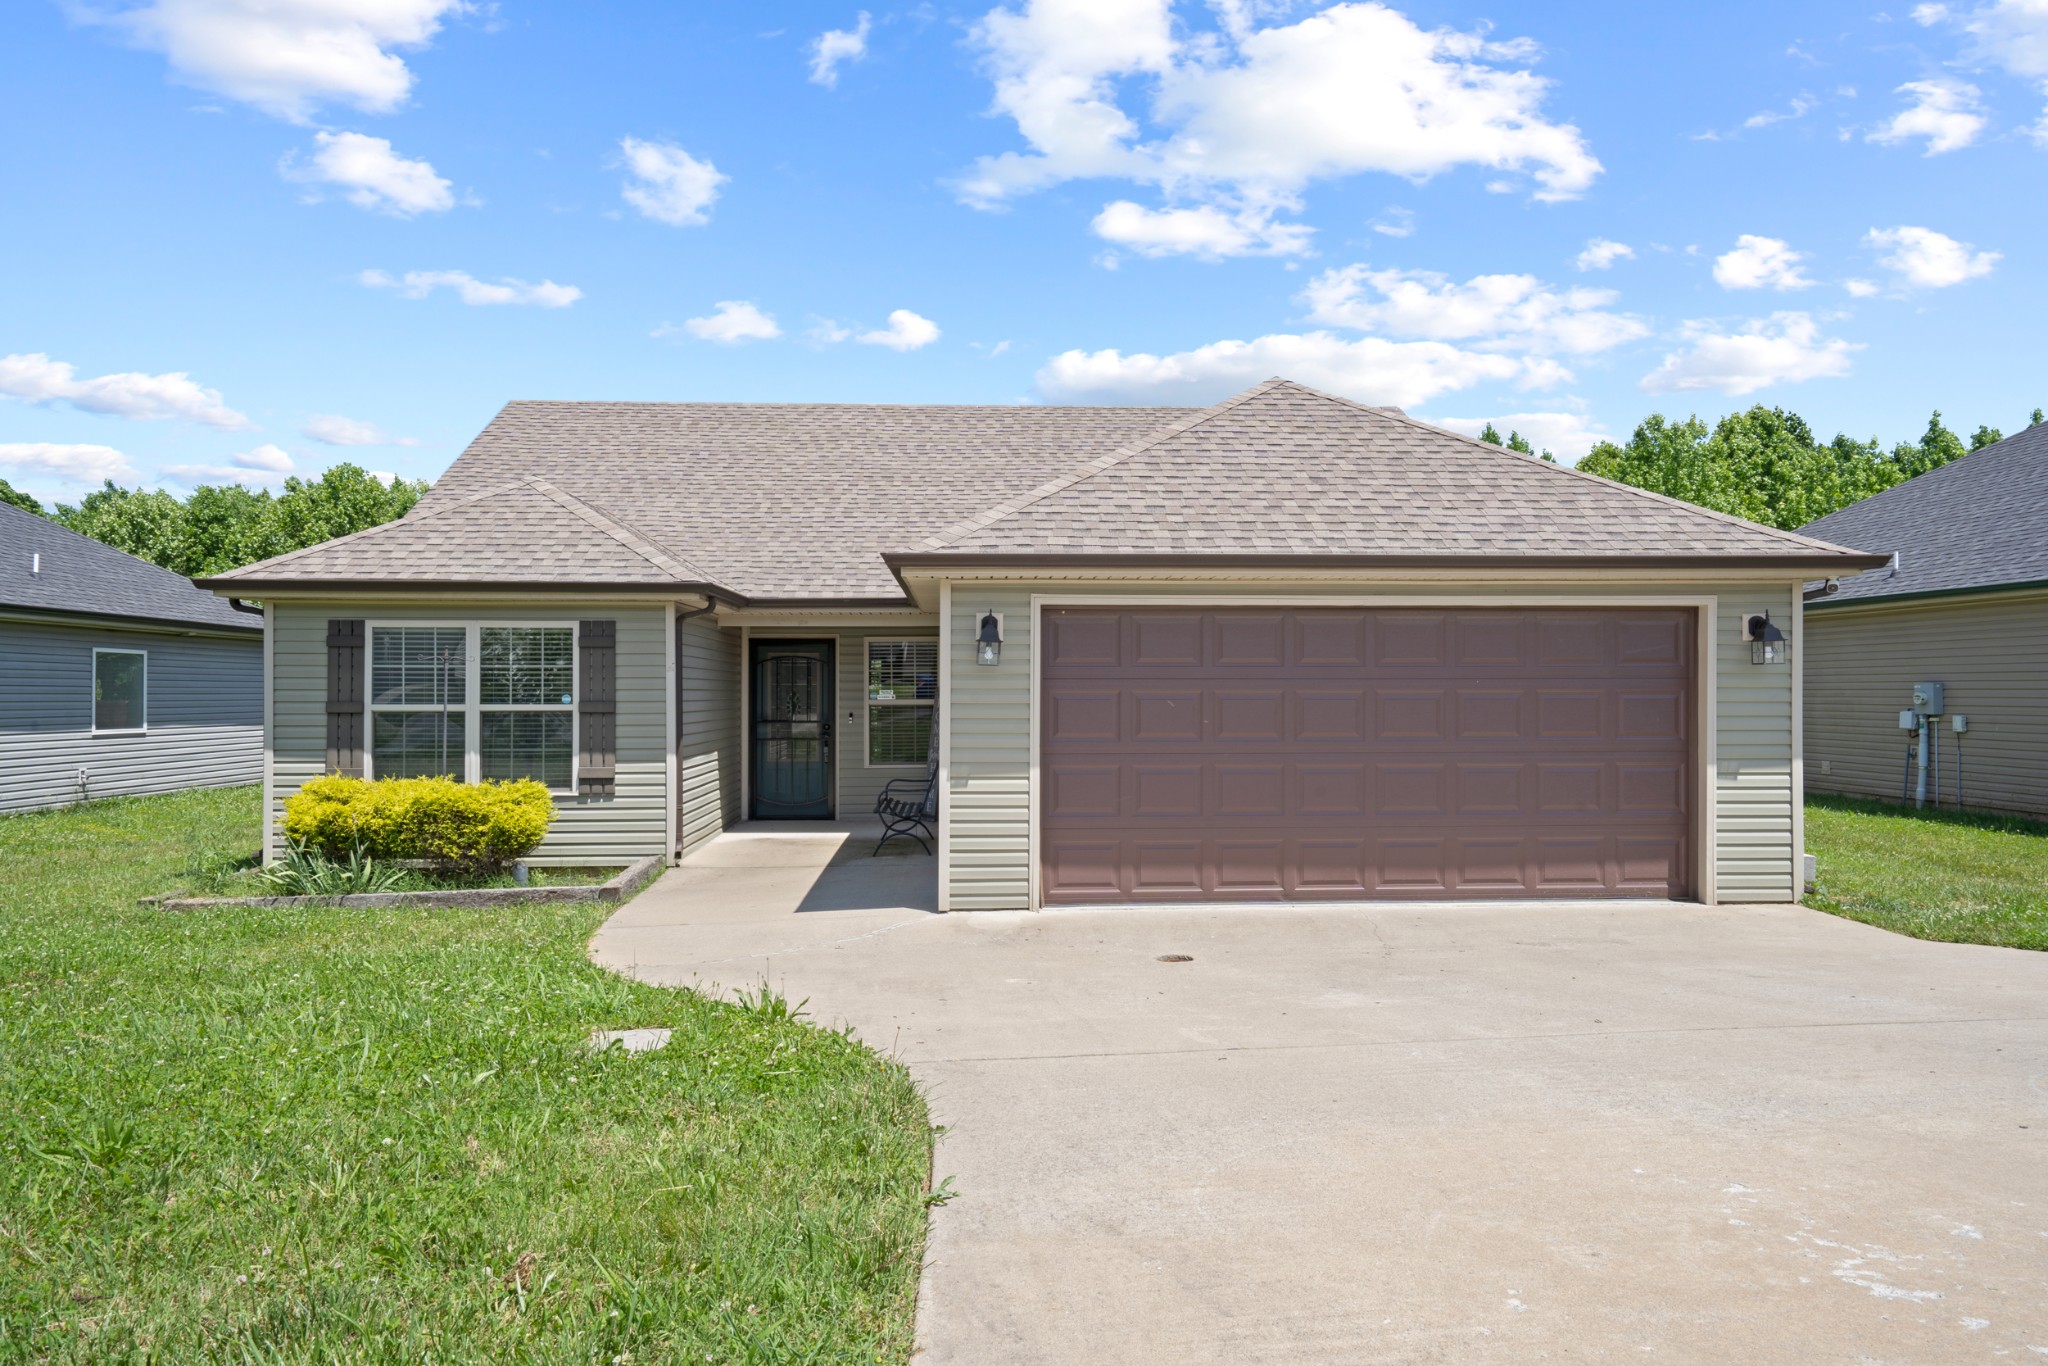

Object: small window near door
[93,649,147,732]
[866,638,936,766]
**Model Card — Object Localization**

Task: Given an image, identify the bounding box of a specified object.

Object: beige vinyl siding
[678,614,741,854]
[746,625,938,818]
[0,618,261,815]
[268,602,670,865]
[1805,590,2048,818]
[941,578,1801,910]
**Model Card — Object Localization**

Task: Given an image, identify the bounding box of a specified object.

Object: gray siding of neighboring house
[678,614,741,854]
[1805,590,2048,818]
[268,602,670,865]
[744,625,940,819]
[0,617,261,815]
[942,579,1800,911]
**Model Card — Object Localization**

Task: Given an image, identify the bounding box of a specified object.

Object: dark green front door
[751,640,834,818]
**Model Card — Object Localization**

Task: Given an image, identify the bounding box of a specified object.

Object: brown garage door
[1039,607,1694,904]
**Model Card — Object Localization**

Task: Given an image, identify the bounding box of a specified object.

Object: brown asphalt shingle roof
[206,380,1880,600]
[906,381,1880,564]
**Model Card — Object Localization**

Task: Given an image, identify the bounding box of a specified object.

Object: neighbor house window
[92,648,146,732]
[866,638,936,766]
[367,624,577,789]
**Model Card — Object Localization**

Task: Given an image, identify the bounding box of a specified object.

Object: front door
[751,640,834,818]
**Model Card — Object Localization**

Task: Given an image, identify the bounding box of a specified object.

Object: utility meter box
[1911,682,1945,716]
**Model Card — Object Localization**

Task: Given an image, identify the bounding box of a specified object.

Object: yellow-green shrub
[283,775,554,868]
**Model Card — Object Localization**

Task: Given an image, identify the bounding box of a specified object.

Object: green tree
[181,483,287,576]
[1892,410,1968,480]
[54,483,189,569]
[1969,424,2003,452]
[2032,407,2044,427]
[0,476,42,516]
[268,464,427,551]
[1505,430,1533,454]
[1477,422,1503,445]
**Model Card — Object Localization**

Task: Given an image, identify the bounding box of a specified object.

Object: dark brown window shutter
[578,620,617,796]
[325,619,366,778]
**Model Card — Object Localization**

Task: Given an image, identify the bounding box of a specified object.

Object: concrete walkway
[593,827,2048,1364]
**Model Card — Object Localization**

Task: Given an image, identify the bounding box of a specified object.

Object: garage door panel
[1039,607,1693,904]
[1046,688,1121,743]
[1130,689,1203,741]
[1213,690,1286,741]
[1375,689,1447,739]
[1130,763,1202,816]
[1046,763,1122,818]
[1131,614,1204,666]
[1295,613,1369,666]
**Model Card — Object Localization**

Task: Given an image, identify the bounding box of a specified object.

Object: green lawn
[0,787,934,1363]
[1806,793,2048,951]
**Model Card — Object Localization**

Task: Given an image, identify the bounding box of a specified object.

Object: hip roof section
[1800,420,2048,606]
[202,381,1882,600]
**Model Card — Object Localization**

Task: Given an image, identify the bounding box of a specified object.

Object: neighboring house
[199,379,1882,907]
[1798,421,2048,818]
[1,502,263,815]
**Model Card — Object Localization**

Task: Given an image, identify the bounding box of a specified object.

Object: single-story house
[2,501,263,815]
[199,379,1883,908]
[1799,419,2048,818]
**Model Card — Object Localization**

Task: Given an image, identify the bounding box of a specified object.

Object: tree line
[0,466,429,578]
[1552,405,2042,531]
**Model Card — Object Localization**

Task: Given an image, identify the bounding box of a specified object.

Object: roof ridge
[1273,378,1874,560]
[208,479,543,580]
[914,378,1294,551]
[524,478,724,585]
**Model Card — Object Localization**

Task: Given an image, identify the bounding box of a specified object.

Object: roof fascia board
[0,605,262,638]
[194,579,740,600]
[887,551,1892,573]
[204,587,724,608]
[1806,577,2048,614]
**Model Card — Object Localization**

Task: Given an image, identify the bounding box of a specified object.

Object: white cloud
[1868,79,1987,154]
[0,442,139,485]
[1090,199,1313,258]
[1844,277,1882,297]
[102,0,466,123]
[1427,411,1608,461]
[0,352,250,429]
[1865,224,2001,287]
[677,300,783,344]
[1300,265,1648,355]
[1918,0,2048,77]
[1639,312,1859,396]
[960,0,1601,258]
[809,12,872,87]
[1575,238,1634,271]
[1712,235,1815,291]
[1036,332,1563,408]
[282,131,453,216]
[163,442,298,486]
[1368,206,1415,238]
[858,309,942,351]
[806,319,856,345]
[303,413,416,446]
[360,269,582,308]
[1743,94,1816,129]
[619,137,726,226]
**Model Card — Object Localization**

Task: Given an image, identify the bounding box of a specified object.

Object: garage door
[1038,607,1695,904]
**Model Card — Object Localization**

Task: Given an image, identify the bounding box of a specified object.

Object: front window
[479,627,575,788]
[366,624,576,789]
[93,649,147,732]
[866,638,936,766]
[370,627,466,779]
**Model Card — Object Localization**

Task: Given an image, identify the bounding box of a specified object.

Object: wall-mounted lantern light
[975,610,1004,667]
[1744,611,1788,665]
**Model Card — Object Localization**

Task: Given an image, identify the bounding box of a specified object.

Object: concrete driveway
[592,825,2048,1364]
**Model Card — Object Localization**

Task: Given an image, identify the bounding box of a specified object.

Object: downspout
[671,594,722,861]
[228,597,264,615]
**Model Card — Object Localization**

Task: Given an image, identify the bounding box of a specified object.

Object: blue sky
[3,0,2043,505]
